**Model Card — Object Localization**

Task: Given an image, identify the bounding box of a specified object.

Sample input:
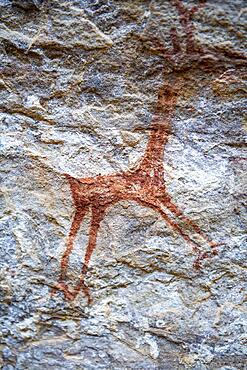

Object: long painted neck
[136,82,177,174]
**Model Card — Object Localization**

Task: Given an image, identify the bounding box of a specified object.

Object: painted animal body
[55,77,218,303]
[53,0,235,303]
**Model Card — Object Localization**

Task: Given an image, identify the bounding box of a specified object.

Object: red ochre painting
[54,0,221,303]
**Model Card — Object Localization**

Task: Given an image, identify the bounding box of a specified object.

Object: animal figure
[54,0,245,303]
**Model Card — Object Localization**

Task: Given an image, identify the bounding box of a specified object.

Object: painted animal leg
[55,204,89,300]
[159,196,218,267]
[72,205,107,304]
[137,199,201,254]
[161,197,218,251]
[137,198,214,268]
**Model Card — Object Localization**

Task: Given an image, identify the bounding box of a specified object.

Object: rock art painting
[53,0,246,303]
[2,0,247,368]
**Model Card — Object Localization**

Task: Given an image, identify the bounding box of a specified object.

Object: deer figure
[53,0,245,303]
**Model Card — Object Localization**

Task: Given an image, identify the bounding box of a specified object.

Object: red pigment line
[83,205,107,270]
[163,199,217,249]
[60,205,89,280]
[171,0,206,53]
[135,198,201,253]
[170,27,181,54]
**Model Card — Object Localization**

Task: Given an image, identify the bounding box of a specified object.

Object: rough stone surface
[0,0,246,369]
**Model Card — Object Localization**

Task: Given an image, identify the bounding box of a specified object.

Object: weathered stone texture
[0,0,246,369]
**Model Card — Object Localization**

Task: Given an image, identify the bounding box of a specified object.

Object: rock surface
[0,0,246,369]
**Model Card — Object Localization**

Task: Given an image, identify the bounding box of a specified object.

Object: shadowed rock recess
[0,0,246,369]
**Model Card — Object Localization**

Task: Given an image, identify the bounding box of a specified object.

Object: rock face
[0,0,246,369]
